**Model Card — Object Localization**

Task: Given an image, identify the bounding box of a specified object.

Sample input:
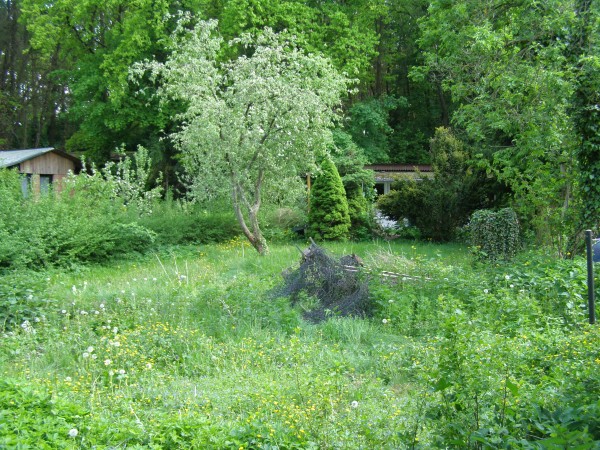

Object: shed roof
[0,148,80,169]
[365,164,432,173]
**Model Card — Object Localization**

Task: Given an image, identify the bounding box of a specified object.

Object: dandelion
[65,377,72,382]
[61,310,67,314]
[505,275,511,281]
[104,359,112,366]
[87,346,94,353]
[388,299,394,304]
[80,310,88,315]
[72,286,77,293]
[483,289,489,294]
[91,354,98,360]
[351,401,359,408]
[145,363,153,370]
[118,369,126,375]
[382,319,388,324]
[99,303,105,309]
[112,327,118,334]
[68,428,78,437]
[82,352,90,358]
[510,284,514,288]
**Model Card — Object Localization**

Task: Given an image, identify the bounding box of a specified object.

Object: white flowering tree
[133,18,349,254]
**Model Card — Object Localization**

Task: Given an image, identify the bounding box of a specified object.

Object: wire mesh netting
[271,241,371,323]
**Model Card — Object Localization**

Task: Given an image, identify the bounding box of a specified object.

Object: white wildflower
[351,401,359,408]
[68,428,78,438]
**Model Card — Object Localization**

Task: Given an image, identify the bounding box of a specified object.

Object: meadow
[1,238,599,449]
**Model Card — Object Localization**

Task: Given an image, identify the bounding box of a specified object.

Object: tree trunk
[230,177,269,255]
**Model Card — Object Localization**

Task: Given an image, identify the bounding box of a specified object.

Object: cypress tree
[308,156,351,240]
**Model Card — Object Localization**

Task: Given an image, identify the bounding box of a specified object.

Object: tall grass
[1,241,599,448]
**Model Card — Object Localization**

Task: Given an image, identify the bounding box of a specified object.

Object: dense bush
[138,199,240,245]
[470,208,520,262]
[378,127,508,241]
[0,168,156,270]
[332,130,377,240]
[308,155,351,240]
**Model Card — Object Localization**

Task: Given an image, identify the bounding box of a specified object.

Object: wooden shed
[0,147,81,195]
[365,164,433,195]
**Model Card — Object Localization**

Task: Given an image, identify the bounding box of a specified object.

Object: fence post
[585,230,596,324]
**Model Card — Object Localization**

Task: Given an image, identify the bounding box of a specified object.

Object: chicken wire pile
[272,241,371,323]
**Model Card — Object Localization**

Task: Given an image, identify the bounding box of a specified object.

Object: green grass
[1,240,600,448]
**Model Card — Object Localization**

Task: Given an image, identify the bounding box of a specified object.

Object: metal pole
[585,230,596,324]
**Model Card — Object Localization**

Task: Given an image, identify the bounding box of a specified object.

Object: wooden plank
[19,152,75,175]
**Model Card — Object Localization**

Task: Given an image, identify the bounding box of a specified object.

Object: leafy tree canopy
[132,18,349,254]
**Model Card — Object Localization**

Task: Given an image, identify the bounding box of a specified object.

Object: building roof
[0,148,80,168]
[365,164,432,173]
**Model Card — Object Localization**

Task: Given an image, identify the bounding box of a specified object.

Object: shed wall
[18,152,76,175]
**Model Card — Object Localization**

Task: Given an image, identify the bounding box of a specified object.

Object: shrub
[138,200,241,245]
[308,155,351,240]
[470,208,520,262]
[0,162,157,270]
[377,127,508,241]
[332,130,377,240]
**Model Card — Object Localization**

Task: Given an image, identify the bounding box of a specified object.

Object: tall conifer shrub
[308,156,351,240]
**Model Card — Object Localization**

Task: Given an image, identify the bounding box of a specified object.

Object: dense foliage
[2,1,600,244]
[332,130,377,240]
[469,208,521,262]
[378,127,503,241]
[1,241,599,448]
[0,158,244,271]
[308,156,351,241]
[134,18,348,254]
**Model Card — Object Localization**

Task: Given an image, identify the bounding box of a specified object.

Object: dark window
[40,175,53,194]
[21,174,32,197]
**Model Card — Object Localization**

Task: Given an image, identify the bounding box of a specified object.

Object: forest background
[1,0,599,253]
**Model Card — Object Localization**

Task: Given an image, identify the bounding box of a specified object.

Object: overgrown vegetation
[1,240,599,448]
[308,155,351,241]
[378,127,505,241]
[470,208,521,262]
[0,161,245,271]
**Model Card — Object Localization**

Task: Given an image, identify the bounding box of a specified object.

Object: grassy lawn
[1,239,599,448]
